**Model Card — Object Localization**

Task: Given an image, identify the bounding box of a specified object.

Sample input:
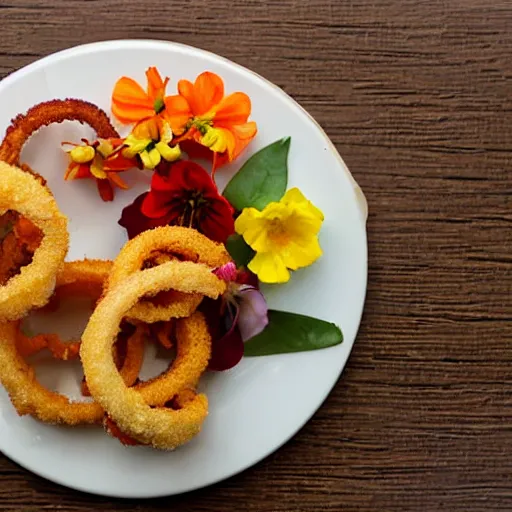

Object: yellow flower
[200,126,230,154]
[122,117,181,170]
[235,188,324,284]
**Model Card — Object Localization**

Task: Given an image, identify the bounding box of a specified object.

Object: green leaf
[244,310,343,356]
[223,137,290,211]
[226,233,255,268]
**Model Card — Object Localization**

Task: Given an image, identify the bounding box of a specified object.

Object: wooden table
[1,1,511,510]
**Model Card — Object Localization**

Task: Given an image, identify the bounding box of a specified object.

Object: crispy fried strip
[136,312,211,406]
[151,321,174,349]
[81,261,225,449]
[16,331,81,360]
[0,162,69,321]
[106,226,231,323]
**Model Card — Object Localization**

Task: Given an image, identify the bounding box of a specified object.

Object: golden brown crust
[136,311,212,406]
[0,98,119,167]
[0,162,69,321]
[107,226,231,323]
[81,260,225,449]
[1,260,146,426]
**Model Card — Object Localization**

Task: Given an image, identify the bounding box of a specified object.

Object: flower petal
[248,252,290,284]
[278,237,322,271]
[155,141,181,162]
[103,152,137,172]
[214,92,252,125]
[64,162,80,180]
[235,208,275,253]
[208,325,244,371]
[96,178,114,202]
[107,172,129,191]
[90,154,107,179]
[96,139,114,158]
[145,67,166,99]
[164,94,192,135]
[282,187,324,223]
[112,77,154,123]
[118,192,172,239]
[238,287,269,341]
[213,262,238,282]
[193,72,225,115]
[141,189,174,219]
[133,117,160,141]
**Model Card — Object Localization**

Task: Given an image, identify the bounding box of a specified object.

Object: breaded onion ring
[0,99,119,241]
[136,312,211,406]
[0,162,68,321]
[81,260,225,449]
[0,98,118,167]
[0,320,146,426]
[107,226,231,323]
[0,321,104,425]
[0,260,146,425]
[15,260,112,361]
[81,323,146,397]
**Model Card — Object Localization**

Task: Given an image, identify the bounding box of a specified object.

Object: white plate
[0,40,368,498]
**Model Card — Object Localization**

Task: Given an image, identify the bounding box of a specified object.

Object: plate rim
[0,38,368,498]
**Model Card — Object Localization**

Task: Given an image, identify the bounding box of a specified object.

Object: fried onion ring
[0,99,118,252]
[0,260,146,425]
[81,260,225,449]
[0,321,104,425]
[0,98,118,167]
[136,311,212,406]
[0,320,147,426]
[106,226,231,323]
[0,162,68,321]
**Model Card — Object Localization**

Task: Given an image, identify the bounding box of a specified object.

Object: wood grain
[1,0,511,510]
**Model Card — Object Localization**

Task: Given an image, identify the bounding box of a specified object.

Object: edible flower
[111,66,171,125]
[165,71,257,176]
[118,160,235,242]
[62,138,136,201]
[204,262,268,371]
[235,188,324,283]
[122,117,181,170]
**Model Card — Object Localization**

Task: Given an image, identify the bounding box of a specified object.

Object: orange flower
[111,67,170,125]
[62,138,136,201]
[165,72,257,176]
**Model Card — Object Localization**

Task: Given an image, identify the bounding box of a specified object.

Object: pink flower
[203,262,268,371]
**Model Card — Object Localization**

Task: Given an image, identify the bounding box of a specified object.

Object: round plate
[0,40,367,498]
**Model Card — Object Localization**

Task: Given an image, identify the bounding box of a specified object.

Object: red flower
[202,264,264,372]
[201,297,244,371]
[119,160,235,242]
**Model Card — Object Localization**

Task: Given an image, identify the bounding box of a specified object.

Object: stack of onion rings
[81,261,225,449]
[0,260,146,425]
[0,100,232,450]
[106,226,230,323]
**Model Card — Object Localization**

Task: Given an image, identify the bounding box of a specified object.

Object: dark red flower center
[176,190,209,229]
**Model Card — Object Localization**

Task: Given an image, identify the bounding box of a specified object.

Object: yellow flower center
[266,217,291,247]
[200,126,228,154]
[69,145,95,163]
